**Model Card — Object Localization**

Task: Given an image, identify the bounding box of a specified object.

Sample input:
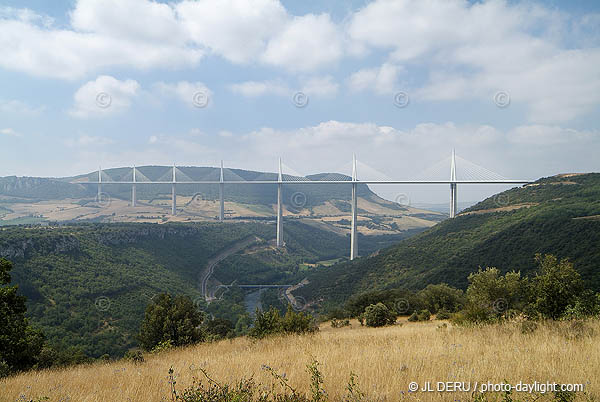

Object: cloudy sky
[1,0,599,204]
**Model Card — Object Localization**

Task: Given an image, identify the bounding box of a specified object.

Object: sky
[1,0,599,204]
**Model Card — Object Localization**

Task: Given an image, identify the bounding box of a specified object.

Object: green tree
[418,283,465,313]
[248,307,283,339]
[0,258,45,376]
[363,303,396,327]
[533,254,584,319]
[463,267,529,322]
[138,293,204,351]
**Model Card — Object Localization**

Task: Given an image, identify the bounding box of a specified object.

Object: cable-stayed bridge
[78,151,532,260]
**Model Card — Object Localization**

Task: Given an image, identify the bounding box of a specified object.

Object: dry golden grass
[1,319,598,402]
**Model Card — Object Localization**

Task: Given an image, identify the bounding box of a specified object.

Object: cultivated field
[1,319,597,401]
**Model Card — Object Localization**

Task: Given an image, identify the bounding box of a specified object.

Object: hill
[0,166,443,235]
[0,221,417,358]
[299,173,600,307]
[1,319,597,401]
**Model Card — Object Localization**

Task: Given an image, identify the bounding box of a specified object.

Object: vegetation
[0,258,44,377]
[328,253,599,326]
[138,293,205,351]
[1,319,598,401]
[361,303,396,327]
[0,219,417,358]
[249,305,318,339]
[301,173,600,306]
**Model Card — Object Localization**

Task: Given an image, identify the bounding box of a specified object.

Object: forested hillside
[300,173,600,307]
[0,221,412,358]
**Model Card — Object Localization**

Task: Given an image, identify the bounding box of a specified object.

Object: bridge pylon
[171,164,177,216]
[276,157,283,247]
[350,154,358,260]
[450,149,457,218]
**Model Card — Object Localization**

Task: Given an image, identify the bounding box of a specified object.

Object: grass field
[1,319,597,401]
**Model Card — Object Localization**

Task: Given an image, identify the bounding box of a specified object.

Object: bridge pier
[219,160,224,221]
[450,183,457,218]
[97,166,102,201]
[449,149,457,218]
[131,166,137,207]
[171,164,176,216]
[276,158,283,247]
[350,154,358,260]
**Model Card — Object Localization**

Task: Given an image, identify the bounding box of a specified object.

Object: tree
[533,254,584,319]
[138,293,204,351]
[418,283,465,313]
[463,267,529,322]
[0,258,45,376]
[363,303,396,327]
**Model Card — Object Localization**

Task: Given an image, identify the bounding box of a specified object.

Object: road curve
[199,235,262,302]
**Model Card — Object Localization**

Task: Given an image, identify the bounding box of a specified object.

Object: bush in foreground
[363,303,396,327]
[138,293,205,351]
[249,305,318,339]
[169,359,365,402]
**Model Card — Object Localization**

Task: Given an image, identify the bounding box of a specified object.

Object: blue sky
[1,0,599,203]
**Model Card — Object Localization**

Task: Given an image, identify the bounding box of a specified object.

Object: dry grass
[1,319,598,402]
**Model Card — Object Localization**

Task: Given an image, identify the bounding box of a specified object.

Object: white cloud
[0,99,44,115]
[70,75,140,118]
[65,134,115,147]
[507,125,595,145]
[0,128,22,137]
[154,81,213,107]
[302,76,339,97]
[262,13,343,71]
[176,0,287,63]
[348,63,401,94]
[348,0,600,122]
[229,80,290,97]
[230,76,338,98]
[232,121,599,184]
[0,4,203,80]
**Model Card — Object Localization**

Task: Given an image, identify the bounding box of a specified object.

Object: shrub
[138,293,205,351]
[463,267,529,323]
[520,320,538,335]
[418,284,465,314]
[170,360,366,402]
[202,318,234,341]
[124,350,145,363]
[533,254,584,319]
[436,309,452,320]
[407,310,431,322]
[331,318,350,328]
[363,303,396,327]
[417,309,431,321]
[249,305,317,339]
[249,307,283,339]
[151,340,173,354]
[281,305,318,335]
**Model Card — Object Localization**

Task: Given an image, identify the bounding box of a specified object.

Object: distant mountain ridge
[0,166,444,233]
[2,166,376,206]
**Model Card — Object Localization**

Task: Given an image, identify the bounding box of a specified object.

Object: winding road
[199,235,263,302]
